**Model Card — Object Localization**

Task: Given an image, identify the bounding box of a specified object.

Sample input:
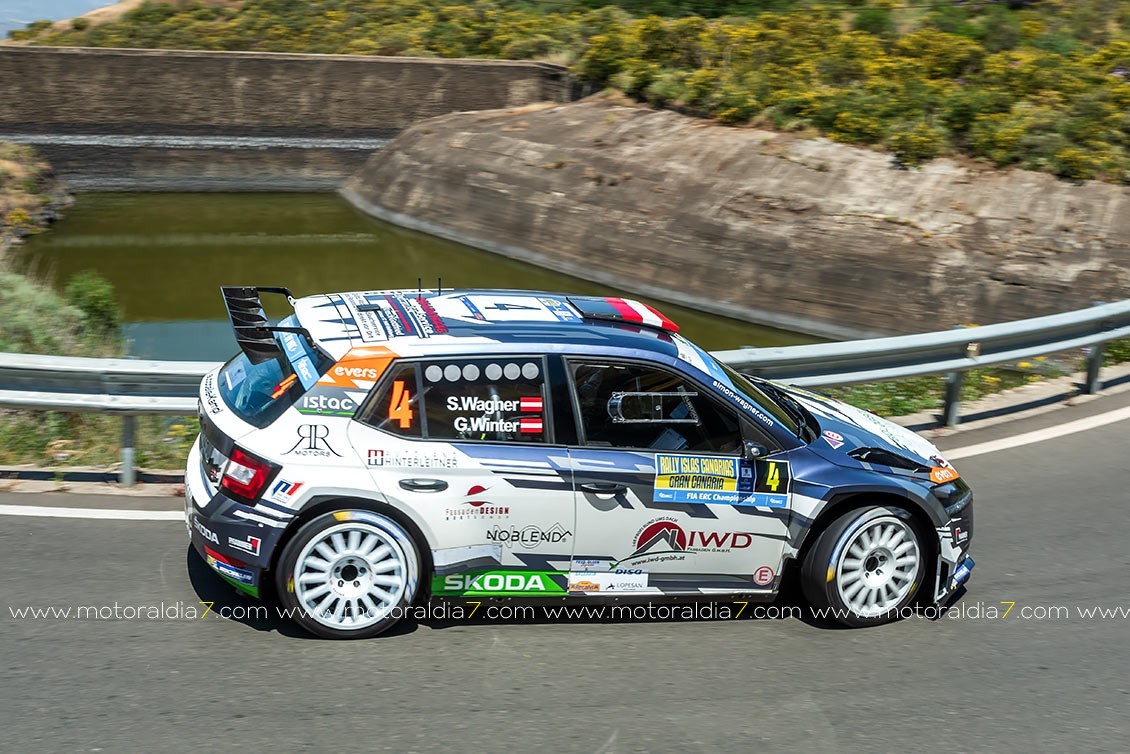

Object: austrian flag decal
[519,417,543,434]
[520,396,543,413]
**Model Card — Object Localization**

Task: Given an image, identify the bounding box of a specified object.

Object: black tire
[801,505,926,628]
[275,508,421,639]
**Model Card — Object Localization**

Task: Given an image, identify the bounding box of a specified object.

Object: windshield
[669,333,802,437]
[217,315,333,428]
[715,361,803,436]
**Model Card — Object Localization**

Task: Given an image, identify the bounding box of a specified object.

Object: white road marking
[0,406,1127,519]
[945,405,1130,460]
[0,505,183,521]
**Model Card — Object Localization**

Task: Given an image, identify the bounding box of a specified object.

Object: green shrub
[1052,147,1101,181]
[644,69,686,106]
[715,81,761,125]
[71,18,91,32]
[851,8,894,38]
[500,34,556,60]
[577,32,630,84]
[831,111,886,144]
[887,123,945,167]
[0,268,87,354]
[64,271,121,335]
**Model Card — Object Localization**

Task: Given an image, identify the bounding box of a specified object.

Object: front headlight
[934,478,972,515]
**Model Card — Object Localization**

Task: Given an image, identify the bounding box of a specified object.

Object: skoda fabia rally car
[186,286,974,639]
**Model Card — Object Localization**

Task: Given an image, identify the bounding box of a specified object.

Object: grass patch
[0,413,197,469]
[1103,337,1130,367]
[822,360,1066,417]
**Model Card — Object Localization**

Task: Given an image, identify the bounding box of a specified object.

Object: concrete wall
[0,46,569,189]
[342,99,1130,337]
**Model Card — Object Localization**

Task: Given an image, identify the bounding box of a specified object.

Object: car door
[348,355,575,598]
[565,358,791,594]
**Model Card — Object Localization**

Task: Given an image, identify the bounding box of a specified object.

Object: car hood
[783,385,951,471]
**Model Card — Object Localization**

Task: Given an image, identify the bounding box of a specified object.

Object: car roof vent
[566,296,679,333]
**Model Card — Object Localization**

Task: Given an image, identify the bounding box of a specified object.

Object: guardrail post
[121,416,136,488]
[942,371,964,428]
[1084,344,1105,394]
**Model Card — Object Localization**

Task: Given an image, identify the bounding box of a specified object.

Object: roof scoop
[567,296,679,333]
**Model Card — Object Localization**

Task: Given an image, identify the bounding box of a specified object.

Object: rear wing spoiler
[220,286,321,364]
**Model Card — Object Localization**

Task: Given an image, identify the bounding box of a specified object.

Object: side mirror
[743,442,768,460]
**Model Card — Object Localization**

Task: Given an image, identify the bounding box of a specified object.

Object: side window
[421,357,549,444]
[570,361,743,453]
[359,357,550,444]
[360,362,423,439]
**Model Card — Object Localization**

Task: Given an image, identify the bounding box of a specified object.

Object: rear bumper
[185,439,289,598]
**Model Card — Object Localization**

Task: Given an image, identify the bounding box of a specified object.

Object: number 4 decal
[764,462,781,492]
[754,459,791,496]
[388,380,413,428]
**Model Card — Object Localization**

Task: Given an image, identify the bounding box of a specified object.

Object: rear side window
[218,315,334,428]
[359,357,550,444]
[364,363,423,439]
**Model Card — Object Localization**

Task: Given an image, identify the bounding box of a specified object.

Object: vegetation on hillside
[0,143,195,471]
[19,0,1130,181]
[0,143,109,355]
[0,142,59,248]
[0,256,195,469]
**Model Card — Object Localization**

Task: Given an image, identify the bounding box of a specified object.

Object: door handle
[579,482,627,495]
[399,478,449,493]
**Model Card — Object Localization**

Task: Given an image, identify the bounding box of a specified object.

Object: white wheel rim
[835,515,920,619]
[293,522,408,630]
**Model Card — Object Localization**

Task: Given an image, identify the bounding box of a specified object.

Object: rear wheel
[801,506,924,627]
[275,509,420,639]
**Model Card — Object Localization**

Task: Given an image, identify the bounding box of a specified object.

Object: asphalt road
[3,392,1130,753]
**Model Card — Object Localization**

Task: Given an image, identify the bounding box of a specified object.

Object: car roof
[293,288,686,361]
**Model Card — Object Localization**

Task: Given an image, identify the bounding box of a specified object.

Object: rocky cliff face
[342,98,1130,337]
[0,143,70,258]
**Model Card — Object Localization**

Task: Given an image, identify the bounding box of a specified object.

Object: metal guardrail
[1,300,1127,486]
[0,353,212,487]
[716,299,1130,426]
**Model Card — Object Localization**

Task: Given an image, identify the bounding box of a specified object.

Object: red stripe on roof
[605,297,644,323]
[642,302,679,332]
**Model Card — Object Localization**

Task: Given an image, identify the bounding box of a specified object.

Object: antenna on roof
[417,277,422,299]
[437,277,442,295]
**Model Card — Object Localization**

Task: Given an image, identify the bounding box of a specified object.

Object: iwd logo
[619,517,754,565]
[633,519,688,556]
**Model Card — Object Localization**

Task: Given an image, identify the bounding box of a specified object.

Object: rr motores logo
[285,424,341,457]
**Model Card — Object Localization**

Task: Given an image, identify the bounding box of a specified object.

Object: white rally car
[186,286,974,639]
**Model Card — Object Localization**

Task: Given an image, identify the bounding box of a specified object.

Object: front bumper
[933,488,975,603]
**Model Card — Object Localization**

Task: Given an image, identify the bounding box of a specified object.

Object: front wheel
[275,509,421,639]
[801,506,925,627]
